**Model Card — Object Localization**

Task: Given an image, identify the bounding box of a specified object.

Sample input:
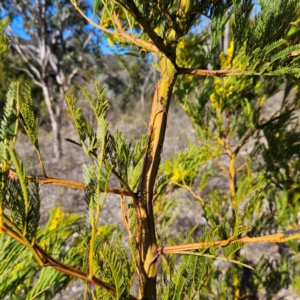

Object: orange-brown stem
[8,170,133,197]
[159,230,300,254]
[0,221,138,300]
[136,57,177,299]
[177,66,243,76]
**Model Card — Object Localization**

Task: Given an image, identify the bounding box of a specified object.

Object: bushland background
[3,49,297,300]
[1,2,300,298]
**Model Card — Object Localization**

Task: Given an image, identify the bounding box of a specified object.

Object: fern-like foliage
[0,237,37,300]
[17,84,46,175]
[0,85,41,294]
[229,0,300,77]
[65,83,108,157]
[232,0,253,54]
[80,82,109,121]
[246,0,298,55]
[0,83,20,221]
[83,161,112,229]
[158,226,216,299]
[210,4,232,52]
[0,17,10,58]
[68,84,142,299]
[5,176,40,242]
[65,93,87,142]
[19,85,39,151]
[94,241,133,299]
[67,83,147,195]
[66,83,147,194]
[6,148,40,241]
[2,0,300,298]
[0,207,84,300]
[163,143,205,186]
[0,82,20,160]
[106,131,147,191]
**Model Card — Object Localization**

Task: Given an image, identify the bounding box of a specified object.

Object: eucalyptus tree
[1,0,98,158]
[1,1,300,300]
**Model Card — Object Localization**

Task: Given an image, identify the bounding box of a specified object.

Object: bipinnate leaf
[0,17,10,58]
[0,82,20,160]
[19,85,39,150]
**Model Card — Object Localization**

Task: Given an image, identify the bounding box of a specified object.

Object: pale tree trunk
[219,13,230,55]
[3,0,91,161]
[223,20,230,56]
[41,85,62,160]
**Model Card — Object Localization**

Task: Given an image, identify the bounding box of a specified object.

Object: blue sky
[1,1,262,55]
[0,0,116,54]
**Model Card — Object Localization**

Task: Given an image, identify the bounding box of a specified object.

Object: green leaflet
[106,131,147,191]
[158,226,216,299]
[91,231,133,300]
[0,17,10,58]
[0,82,20,158]
[210,4,232,52]
[0,208,83,300]
[19,85,39,150]
[0,83,20,221]
[80,83,109,121]
[232,0,253,53]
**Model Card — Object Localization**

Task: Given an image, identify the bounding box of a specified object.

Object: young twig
[70,0,159,55]
[158,230,300,253]
[8,169,133,197]
[121,195,133,238]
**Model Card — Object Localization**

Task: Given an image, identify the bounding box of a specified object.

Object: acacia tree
[1,1,300,300]
[1,0,97,159]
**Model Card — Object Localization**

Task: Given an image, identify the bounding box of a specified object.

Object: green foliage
[0,53,44,121]
[0,17,9,58]
[170,50,300,297]
[210,3,232,52]
[158,229,214,300]
[0,83,20,161]
[246,0,298,54]
[231,0,253,54]
[65,83,110,157]
[93,235,134,299]
[0,19,44,121]
[19,85,39,151]
[106,130,147,191]
[6,149,40,241]
[0,207,84,300]
[66,82,147,193]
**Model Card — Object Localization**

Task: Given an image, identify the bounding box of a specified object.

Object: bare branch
[64,30,93,86]
[13,67,44,88]
[7,27,43,82]
[159,230,300,254]
[70,0,159,55]
[8,170,134,197]
[82,30,93,51]
[177,66,243,77]
[67,67,79,86]
[115,0,176,63]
